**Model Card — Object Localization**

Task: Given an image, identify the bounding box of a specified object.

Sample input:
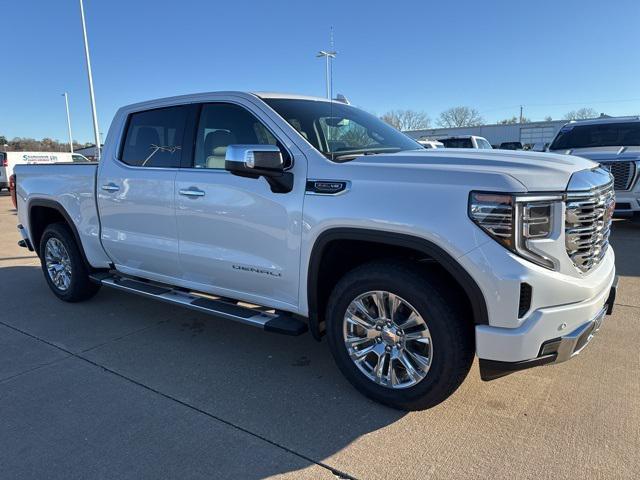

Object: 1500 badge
[232,265,282,277]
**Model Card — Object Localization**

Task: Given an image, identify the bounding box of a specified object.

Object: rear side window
[121,106,189,167]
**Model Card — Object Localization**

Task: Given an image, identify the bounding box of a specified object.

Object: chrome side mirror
[225,144,293,193]
[225,145,284,173]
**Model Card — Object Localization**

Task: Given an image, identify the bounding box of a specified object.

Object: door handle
[179,188,205,197]
[101,183,120,192]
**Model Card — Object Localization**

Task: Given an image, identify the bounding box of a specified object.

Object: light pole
[79,0,101,160]
[62,93,74,153]
[317,50,337,99]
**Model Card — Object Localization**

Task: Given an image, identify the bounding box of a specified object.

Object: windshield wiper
[332,148,402,161]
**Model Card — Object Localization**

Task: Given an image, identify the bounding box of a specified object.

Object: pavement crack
[0,319,357,480]
[79,319,171,354]
[0,355,72,385]
[614,302,640,309]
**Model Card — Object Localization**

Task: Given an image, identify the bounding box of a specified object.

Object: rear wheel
[326,260,474,410]
[39,223,100,302]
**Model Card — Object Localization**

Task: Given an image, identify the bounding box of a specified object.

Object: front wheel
[326,260,474,411]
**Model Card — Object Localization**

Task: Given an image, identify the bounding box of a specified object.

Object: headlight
[469,191,561,270]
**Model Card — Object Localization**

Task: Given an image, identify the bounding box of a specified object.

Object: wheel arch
[28,199,92,269]
[306,228,489,340]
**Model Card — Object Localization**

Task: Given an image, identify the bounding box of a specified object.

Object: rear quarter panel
[15,163,112,268]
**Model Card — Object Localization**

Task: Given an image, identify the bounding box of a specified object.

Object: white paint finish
[97,160,180,278]
[175,168,305,308]
[458,238,615,329]
[15,163,112,268]
[475,274,614,361]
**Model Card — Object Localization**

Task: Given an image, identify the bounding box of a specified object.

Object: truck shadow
[0,265,406,479]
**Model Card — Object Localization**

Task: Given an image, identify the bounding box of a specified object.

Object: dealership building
[404,119,570,147]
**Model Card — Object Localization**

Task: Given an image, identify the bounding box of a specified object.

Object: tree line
[0,135,93,152]
[380,106,602,131]
[1,106,605,149]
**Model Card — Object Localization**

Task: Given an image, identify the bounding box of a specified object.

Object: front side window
[263,98,420,161]
[194,103,279,169]
[550,122,640,150]
[121,106,189,168]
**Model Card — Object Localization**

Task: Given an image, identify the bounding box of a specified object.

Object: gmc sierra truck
[13,92,618,410]
[549,116,640,219]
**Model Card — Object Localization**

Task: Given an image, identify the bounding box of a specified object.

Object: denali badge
[306,179,349,195]
[232,265,282,277]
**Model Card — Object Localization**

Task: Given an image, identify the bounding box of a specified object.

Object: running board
[89,273,307,336]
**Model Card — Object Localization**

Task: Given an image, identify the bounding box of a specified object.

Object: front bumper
[479,276,617,380]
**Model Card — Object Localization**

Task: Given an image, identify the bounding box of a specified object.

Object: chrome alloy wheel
[45,237,72,291]
[343,291,433,389]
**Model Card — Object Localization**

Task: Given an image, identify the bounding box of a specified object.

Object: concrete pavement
[1,193,638,479]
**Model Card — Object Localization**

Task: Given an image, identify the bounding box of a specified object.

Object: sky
[2,0,640,143]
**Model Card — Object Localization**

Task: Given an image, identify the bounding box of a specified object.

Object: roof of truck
[118,91,336,113]
[566,116,640,126]
[253,92,332,102]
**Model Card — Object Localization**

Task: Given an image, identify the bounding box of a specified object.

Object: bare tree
[1,136,91,152]
[380,110,431,131]
[498,116,531,125]
[437,106,484,127]
[544,116,553,122]
[564,108,599,121]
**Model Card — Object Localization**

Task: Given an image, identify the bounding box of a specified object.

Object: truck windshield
[262,98,420,161]
[550,122,640,150]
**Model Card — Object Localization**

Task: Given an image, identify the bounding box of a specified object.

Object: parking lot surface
[1,193,638,479]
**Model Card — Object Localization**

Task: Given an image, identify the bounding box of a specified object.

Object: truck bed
[14,163,112,268]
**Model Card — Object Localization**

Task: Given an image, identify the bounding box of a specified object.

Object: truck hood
[549,146,640,163]
[349,149,597,191]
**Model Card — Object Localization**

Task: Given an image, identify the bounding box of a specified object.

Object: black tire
[39,222,100,302]
[326,260,474,411]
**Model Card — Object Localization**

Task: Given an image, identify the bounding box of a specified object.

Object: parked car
[438,135,493,149]
[14,92,617,410]
[0,151,75,191]
[548,117,640,218]
[0,152,6,190]
[499,142,523,150]
[417,139,444,149]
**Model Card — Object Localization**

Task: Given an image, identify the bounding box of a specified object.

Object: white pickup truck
[13,92,618,410]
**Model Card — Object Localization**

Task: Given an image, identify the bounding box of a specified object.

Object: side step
[89,273,307,336]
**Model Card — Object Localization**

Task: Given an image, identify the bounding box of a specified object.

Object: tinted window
[440,138,473,148]
[550,122,640,150]
[263,98,420,161]
[121,106,188,167]
[193,103,279,169]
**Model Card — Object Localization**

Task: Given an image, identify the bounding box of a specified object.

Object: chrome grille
[565,181,615,273]
[601,161,636,190]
